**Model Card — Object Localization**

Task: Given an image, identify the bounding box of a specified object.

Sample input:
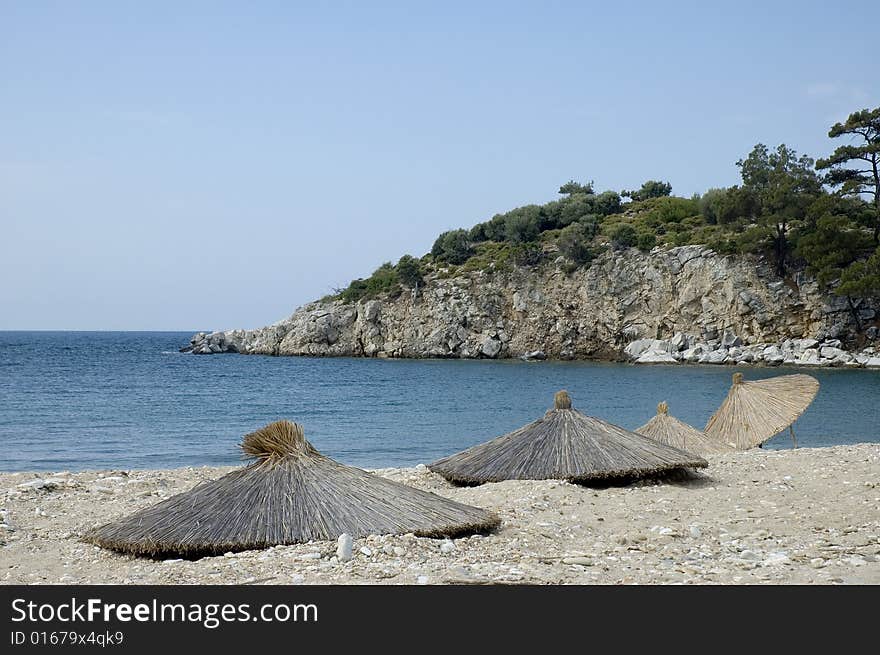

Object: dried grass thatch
[637,401,733,456]
[428,390,708,484]
[84,421,500,557]
[704,372,820,450]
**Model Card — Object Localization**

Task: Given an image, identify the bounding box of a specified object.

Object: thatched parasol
[428,390,708,484]
[84,421,500,557]
[637,401,733,456]
[703,372,820,450]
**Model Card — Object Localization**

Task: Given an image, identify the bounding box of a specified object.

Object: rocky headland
[184,245,880,368]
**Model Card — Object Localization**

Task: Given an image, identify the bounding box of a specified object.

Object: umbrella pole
[789,425,798,449]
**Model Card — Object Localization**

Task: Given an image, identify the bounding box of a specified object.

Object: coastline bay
[1,331,878,472]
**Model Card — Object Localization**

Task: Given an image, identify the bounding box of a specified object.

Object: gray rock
[624,339,655,358]
[669,332,690,352]
[820,346,845,360]
[798,349,824,366]
[721,330,743,348]
[700,349,728,365]
[480,337,502,358]
[636,350,677,364]
[520,350,546,361]
[681,345,705,362]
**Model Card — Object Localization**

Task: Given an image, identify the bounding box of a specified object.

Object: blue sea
[0,331,878,472]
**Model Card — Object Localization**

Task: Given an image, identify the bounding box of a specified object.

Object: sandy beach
[1,443,878,585]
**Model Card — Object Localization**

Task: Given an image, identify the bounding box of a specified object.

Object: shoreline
[2,443,878,585]
[184,333,880,370]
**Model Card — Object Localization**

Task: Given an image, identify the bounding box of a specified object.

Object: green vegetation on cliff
[336,106,880,308]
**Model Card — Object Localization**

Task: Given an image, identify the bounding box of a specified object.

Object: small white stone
[762,552,790,566]
[360,546,373,557]
[689,526,702,539]
[336,533,353,562]
[416,575,429,585]
[439,539,455,554]
[393,546,406,557]
[300,551,321,560]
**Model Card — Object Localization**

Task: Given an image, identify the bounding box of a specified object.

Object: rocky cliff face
[184,245,879,365]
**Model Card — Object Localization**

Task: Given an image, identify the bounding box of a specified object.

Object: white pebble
[336,534,353,562]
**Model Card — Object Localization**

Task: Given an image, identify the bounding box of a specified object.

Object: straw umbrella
[428,390,707,484]
[84,420,500,557]
[704,372,819,450]
[637,401,733,456]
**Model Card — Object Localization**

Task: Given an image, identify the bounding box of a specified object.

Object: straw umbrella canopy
[704,372,820,450]
[637,401,733,456]
[428,390,708,484]
[84,421,500,557]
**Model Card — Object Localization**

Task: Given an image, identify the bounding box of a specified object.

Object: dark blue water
[1,331,878,471]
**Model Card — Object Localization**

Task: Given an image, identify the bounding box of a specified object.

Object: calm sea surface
[0,331,877,471]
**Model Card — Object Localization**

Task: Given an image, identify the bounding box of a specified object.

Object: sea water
[0,331,877,471]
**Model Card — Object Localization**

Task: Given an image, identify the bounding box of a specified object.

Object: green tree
[555,195,595,227]
[511,242,543,266]
[837,246,880,332]
[593,190,622,215]
[431,229,472,264]
[816,107,880,243]
[395,255,423,288]
[737,143,822,275]
[557,220,599,265]
[699,188,729,225]
[636,232,656,251]
[558,180,594,196]
[796,213,869,287]
[699,186,759,226]
[623,180,672,201]
[610,223,638,249]
[503,205,541,242]
[339,262,401,303]
[838,246,880,297]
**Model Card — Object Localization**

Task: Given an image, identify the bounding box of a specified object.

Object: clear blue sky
[2,1,877,330]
